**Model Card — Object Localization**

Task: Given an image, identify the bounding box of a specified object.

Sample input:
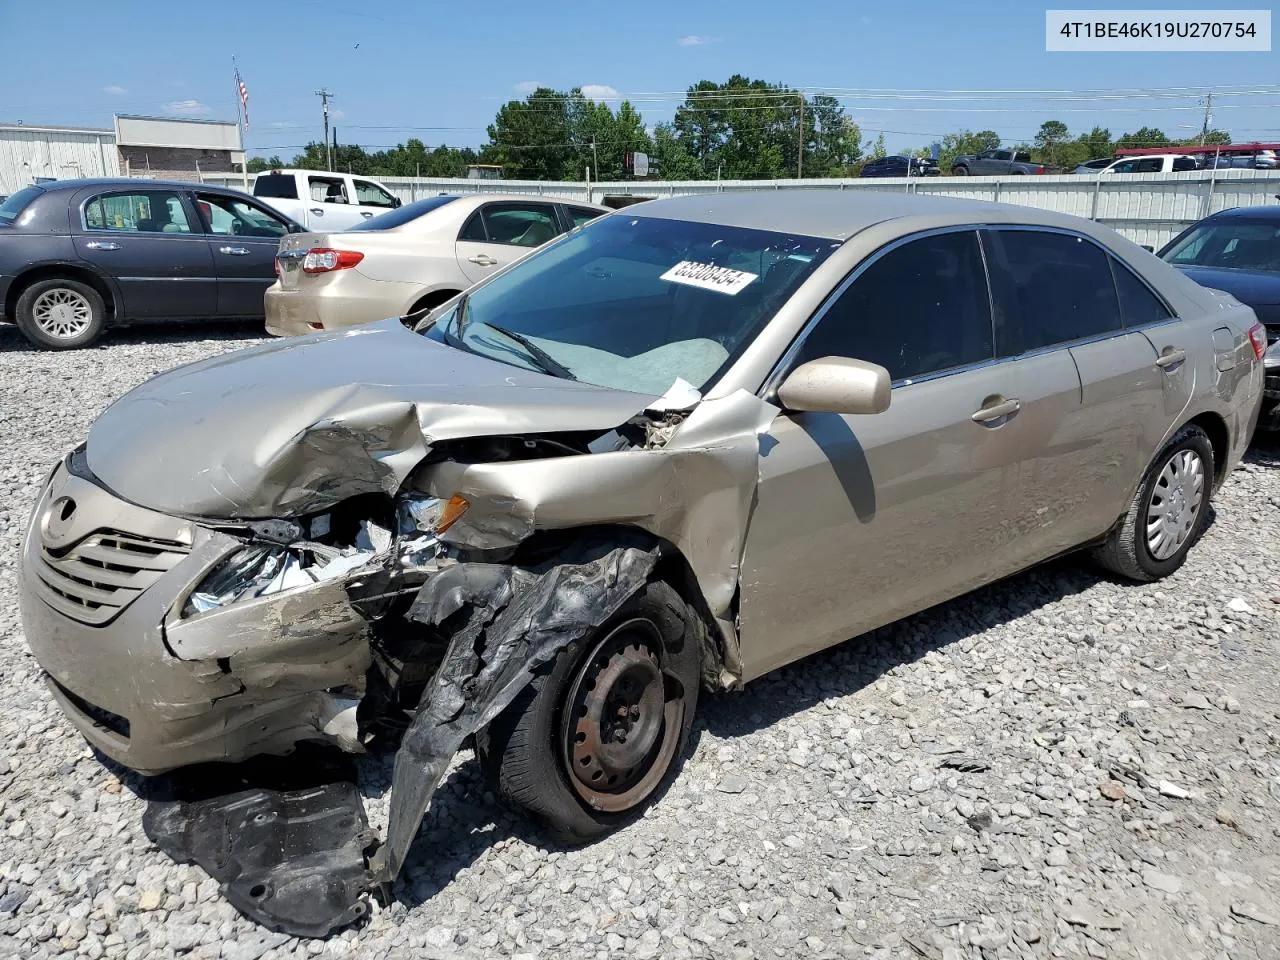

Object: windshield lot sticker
[660,261,759,295]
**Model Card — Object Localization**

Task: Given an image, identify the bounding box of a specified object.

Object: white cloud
[269,120,299,129]
[329,108,345,121]
[513,80,542,95]
[164,99,211,116]
[102,85,127,96]
[581,84,620,101]
[677,35,715,45]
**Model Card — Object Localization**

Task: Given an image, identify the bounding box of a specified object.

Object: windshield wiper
[476,322,577,381]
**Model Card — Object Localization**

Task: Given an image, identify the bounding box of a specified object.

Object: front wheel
[15,278,107,349]
[1093,424,1215,582]
[477,580,702,842]
[951,166,969,177]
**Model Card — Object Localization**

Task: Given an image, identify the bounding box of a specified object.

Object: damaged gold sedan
[20,192,1265,935]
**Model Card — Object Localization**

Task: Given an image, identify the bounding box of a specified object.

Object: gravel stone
[1,324,1278,959]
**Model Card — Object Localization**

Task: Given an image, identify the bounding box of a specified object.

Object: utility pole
[1199,92,1213,146]
[591,136,599,182]
[797,92,805,180]
[315,88,334,170]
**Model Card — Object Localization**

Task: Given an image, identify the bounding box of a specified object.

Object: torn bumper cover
[372,537,661,884]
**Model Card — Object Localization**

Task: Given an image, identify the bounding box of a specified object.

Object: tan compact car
[20,192,1266,928]
[264,193,608,335]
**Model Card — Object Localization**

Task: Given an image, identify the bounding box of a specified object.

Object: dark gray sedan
[0,178,302,349]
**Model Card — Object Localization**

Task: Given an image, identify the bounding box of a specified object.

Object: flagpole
[233,56,248,193]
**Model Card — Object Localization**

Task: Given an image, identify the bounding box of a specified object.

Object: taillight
[1247,322,1266,360]
[1036,166,1046,175]
[273,256,281,277]
[301,248,364,273]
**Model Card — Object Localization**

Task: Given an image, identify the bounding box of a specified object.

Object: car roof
[622,190,1095,241]
[26,177,251,195]
[1210,204,1280,221]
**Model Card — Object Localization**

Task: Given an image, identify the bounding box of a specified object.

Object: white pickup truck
[252,169,403,231]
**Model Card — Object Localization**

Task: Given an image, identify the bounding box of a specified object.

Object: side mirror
[392,197,402,208]
[1140,244,1155,253]
[777,356,891,416]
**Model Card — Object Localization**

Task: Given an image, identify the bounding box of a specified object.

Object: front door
[302,174,364,231]
[74,188,216,318]
[455,201,563,284]
[738,229,1030,681]
[349,176,400,224]
[195,193,291,317]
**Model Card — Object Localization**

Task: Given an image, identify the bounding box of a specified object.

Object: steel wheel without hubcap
[561,618,681,813]
[32,288,93,340]
[1145,448,1205,561]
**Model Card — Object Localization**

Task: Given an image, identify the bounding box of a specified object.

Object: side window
[1110,160,1136,174]
[985,229,1122,353]
[308,176,348,204]
[1111,258,1173,327]
[1172,156,1197,172]
[457,211,487,242]
[354,179,397,208]
[794,231,994,383]
[478,204,559,247]
[567,206,604,229]
[83,191,192,233]
[1135,158,1162,173]
[196,194,288,238]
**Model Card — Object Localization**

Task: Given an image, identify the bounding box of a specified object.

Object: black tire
[951,166,969,176]
[15,278,107,350]
[476,580,702,843]
[1093,424,1215,582]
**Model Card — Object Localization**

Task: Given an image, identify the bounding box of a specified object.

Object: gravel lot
[0,321,1277,960]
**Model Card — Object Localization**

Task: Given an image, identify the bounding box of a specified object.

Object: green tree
[1117,127,1169,149]
[1034,120,1070,167]
[651,122,702,180]
[1076,126,1114,159]
[245,155,283,173]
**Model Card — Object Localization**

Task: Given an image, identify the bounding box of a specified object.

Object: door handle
[467,254,498,266]
[310,208,324,215]
[1155,348,1187,369]
[971,397,1021,424]
[360,211,374,218]
[219,246,251,256]
[85,241,120,251]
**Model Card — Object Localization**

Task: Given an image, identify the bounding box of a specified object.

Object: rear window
[253,174,298,200]
[348,195,457,231]
[0,186,43,225]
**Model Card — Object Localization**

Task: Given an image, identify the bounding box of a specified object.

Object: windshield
[1161,220,1280,273]
[0,186,43,225]
[349,195,457,231]
[422,214,839,395]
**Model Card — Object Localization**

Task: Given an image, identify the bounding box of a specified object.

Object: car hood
[1173,266,1280,306]
[85,319,662,519]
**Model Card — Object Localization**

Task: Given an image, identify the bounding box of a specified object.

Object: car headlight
[184,545,302,616]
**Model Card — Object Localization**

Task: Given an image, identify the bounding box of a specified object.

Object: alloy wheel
[32,288,93,340]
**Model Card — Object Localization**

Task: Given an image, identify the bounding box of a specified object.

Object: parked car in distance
[600,194,654,209]
[21,192,1265,920]
[253,169,402,231]
[1072,157,1116,174]
[950,149,1047,176]
[859,155,939,178]
[0,179,302,349]
[1159,204,1280,429]
[1200,149,1279,170]
[1087,155,1199,175]
[265,193,608,336]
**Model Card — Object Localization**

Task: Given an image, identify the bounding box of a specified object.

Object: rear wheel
[951,166,969,176]
[477,580,701,842]
[16,278,107,349]
[1093,424,1214,581]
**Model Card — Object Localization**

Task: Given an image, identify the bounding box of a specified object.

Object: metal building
[0,123,118,193]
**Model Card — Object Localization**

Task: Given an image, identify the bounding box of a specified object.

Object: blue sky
[1,0,1276,158]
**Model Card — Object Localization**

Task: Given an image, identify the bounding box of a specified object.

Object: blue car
[1160,204,1280,429]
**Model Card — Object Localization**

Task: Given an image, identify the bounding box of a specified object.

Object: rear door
[454,201,561,284]
[982,227,1171,558]
[73,188,216,318]
[349,176,399,224]
[302,174,364,231]
[194,192,291,317]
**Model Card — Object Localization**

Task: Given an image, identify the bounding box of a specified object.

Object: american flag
[235,67,250,128]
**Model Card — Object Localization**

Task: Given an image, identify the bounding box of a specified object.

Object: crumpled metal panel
[369,537,661,885]
[83,321,659,520]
